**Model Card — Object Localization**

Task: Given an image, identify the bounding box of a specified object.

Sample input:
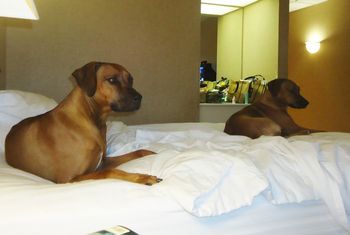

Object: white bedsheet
[106,122,350,229]
[0,119,350,234]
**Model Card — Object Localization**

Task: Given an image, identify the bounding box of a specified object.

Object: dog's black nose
[292,96,309,109]
[134,93,142,102]
[299,96,309,108]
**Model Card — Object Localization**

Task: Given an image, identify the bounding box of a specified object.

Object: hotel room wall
[5,0,200,125]
[288,0,350,132]
[217,9,243,81]
[217,0,288,82]
[242,0,280,80]
[0,19,5,89]
[200,17,217,69]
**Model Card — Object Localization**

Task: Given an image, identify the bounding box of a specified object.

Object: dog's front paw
[137,174,162,186]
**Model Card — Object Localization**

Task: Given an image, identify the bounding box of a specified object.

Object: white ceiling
[200,0,328,15]
[289,0,327,12]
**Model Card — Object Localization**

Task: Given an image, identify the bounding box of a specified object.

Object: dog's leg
[71,168,161,185]
[286,126,324,137]
[257,118,282,137]
[226,116,281,139]
[102,149,156,168]
[70,149,161,185]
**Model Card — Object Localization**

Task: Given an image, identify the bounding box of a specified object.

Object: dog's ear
[268,78,284,97]
[72,62,102,97]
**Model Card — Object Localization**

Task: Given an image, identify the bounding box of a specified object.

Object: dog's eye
[106,77,118,84]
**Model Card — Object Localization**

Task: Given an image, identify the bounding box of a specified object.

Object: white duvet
[105,122,350,230]
[0,90,350,234]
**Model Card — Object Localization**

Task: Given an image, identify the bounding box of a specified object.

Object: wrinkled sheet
[106,122,350,230]
[1,90,349,234]
[0,121,350,234]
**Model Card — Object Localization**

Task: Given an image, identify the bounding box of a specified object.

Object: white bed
[0,90,349,235]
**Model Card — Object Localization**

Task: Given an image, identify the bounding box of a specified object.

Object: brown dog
[5,62,161,185]
[224,78,318,139]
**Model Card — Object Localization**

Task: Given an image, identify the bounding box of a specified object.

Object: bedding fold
[109,126,350,230]
[0,117,349,230]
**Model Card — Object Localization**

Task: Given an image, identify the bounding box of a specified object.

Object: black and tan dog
[5,62,161,185]
[224,78,320,139]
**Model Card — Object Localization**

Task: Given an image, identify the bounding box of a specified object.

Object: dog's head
[72,62,142,112]
[268,78,309,109]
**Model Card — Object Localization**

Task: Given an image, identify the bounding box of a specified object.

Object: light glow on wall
[305,32,323,54]
[305,41,320,54]
[0,0,39,20]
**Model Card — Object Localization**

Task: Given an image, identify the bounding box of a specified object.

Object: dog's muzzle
[111,88,142,112]
[290,95,309,109]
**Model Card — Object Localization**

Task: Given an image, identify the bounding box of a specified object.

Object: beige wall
[242,0,279,80]
[277,0,289,78]
[200,16,217,66]
[217,9,243,81]
[288,0,350,132]
[5,0,200,125]
[0,18,5,89]
[217,0,288,82]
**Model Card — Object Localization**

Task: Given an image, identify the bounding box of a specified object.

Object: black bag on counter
[206,89,224,103]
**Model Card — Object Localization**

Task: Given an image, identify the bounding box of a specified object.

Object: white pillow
[0,90,58,153]
[0,90,57,118]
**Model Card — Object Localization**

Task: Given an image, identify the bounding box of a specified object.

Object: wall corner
[0,18,6,89]
[278,0,289,78]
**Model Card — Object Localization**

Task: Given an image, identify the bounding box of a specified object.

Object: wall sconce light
[305,41,320,54]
